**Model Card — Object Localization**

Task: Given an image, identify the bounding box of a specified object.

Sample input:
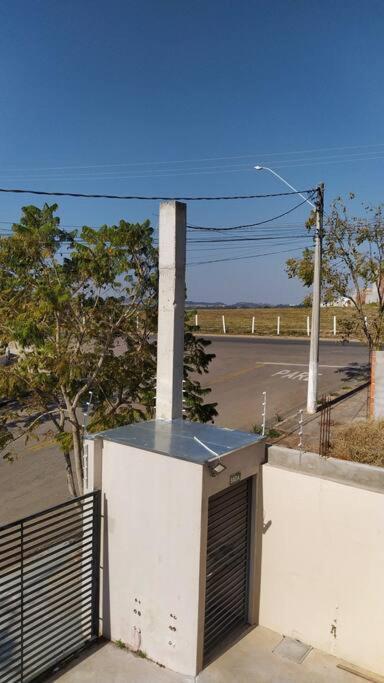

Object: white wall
[101,441,204,676]
[259,462,384,675]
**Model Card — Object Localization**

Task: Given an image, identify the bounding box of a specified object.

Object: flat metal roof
[92,419,262,465]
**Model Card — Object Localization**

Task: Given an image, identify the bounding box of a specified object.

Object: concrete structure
[259,445,384,677]
[321,297,351,307]
[155,201,186,421]
[45,626,367,683]
[84,422,265,676]
[370,349,384,418]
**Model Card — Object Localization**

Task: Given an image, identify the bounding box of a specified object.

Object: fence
[0,491,101,683]
[192,308,356,338]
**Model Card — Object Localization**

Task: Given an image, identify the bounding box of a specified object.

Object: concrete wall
[100,441,204,676]
[85,436,265,676]
[371,349,384,418]
[259,445,384,676]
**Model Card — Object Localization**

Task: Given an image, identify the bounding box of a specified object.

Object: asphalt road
[200,336,369,431]
[0,337,369,525]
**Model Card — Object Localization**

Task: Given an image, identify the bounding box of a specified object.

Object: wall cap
[266,444,384,493]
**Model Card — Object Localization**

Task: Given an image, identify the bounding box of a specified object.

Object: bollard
[222,315,226,334]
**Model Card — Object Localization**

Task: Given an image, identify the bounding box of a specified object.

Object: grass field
[192,307,356,338]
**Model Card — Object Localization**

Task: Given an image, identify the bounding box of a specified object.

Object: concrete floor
[46,626,366,683]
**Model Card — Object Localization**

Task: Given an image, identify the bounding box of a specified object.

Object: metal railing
[0,491,101,683]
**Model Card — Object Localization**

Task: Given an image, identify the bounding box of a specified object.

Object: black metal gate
[203,478,251,662]
[0,491,101,683]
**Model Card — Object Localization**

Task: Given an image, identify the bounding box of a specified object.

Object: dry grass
[330,420,384,467]
[192,307,355,338]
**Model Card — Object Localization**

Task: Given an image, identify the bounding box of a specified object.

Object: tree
[0,204,217,497]
[286,195,384,350]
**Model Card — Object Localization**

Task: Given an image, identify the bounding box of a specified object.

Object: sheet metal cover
[93,419,262,464]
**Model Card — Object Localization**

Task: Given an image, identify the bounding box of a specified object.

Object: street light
[254,165,324,414]
[254,165,316,209]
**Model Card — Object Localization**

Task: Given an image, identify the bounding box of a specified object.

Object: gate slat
[0,491,100,682]
[203,479,251,663]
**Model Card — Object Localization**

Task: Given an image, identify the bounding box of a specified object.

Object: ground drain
[273,636,312,664]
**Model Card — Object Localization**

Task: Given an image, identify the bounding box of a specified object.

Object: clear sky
[1,0,383,304]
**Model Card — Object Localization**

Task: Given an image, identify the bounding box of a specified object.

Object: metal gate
[203,478,251,661]
[0,491,101,683]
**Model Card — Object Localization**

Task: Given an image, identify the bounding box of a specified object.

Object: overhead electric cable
[187,246,308,266]
[187,197,314,231]
[4,142,384,171]
[0,187,315,201]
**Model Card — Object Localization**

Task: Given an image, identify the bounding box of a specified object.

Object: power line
[0,187,315,201]
[187,246,307,266]
[2,151,384,181]
[188,234,312,244]
[187,197,314,231]
[4,142,384,171]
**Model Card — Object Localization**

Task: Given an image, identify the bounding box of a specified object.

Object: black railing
[0,491,101,683]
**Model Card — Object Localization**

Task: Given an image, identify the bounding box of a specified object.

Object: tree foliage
[286,196,384,349]
[0,204,217,496]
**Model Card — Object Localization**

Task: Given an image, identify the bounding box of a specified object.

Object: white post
[222,315,226,334]
[195,313,198,327]
[251,316,255,334]
[155,201,186,421]
[277,316,280,335]
[307,184,324,414]
[307,316,310,337]
[298,409,304,453]
[333,315,336,336]
[261,391,267,436]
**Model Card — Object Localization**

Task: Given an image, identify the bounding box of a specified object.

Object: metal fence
[0,491,101,683]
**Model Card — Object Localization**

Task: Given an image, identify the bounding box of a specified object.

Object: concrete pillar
[371,350,384,418]
[155,201,187,421]
[83,437,103,493]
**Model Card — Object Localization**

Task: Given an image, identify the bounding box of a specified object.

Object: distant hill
[186,301,295,309]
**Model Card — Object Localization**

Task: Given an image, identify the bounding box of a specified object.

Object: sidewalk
[46,626,373,683]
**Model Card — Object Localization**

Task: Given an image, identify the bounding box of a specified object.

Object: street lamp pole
[254,166,324,414]
[307,182,324,413]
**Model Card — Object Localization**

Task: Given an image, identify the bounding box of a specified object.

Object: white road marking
[272,368,323,382]
[263,361,350,369]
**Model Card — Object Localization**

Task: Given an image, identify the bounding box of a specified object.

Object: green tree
[286,196,384,350]
[0,204,217,497]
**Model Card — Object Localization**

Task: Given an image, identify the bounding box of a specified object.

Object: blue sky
[1,0,383,303]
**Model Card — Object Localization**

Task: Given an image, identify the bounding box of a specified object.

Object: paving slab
[46,626,365,683]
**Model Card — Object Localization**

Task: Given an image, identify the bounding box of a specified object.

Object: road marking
[207,363,264,384]
[272,369,323,382]
[263,362,351,369]
[205,360,357,386]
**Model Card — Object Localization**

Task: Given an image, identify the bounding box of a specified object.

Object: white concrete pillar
[307,316,310,337]
[252,316,255,334]
[83,437,103,493]
[155,201,187,421]
[222,315,226,334]
[333,315,337,336]
[277,316,280,335]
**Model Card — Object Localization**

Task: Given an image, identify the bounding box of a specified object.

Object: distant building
[321,297,351,308]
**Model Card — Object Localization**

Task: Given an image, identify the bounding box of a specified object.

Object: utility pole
[307,183,324,414]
